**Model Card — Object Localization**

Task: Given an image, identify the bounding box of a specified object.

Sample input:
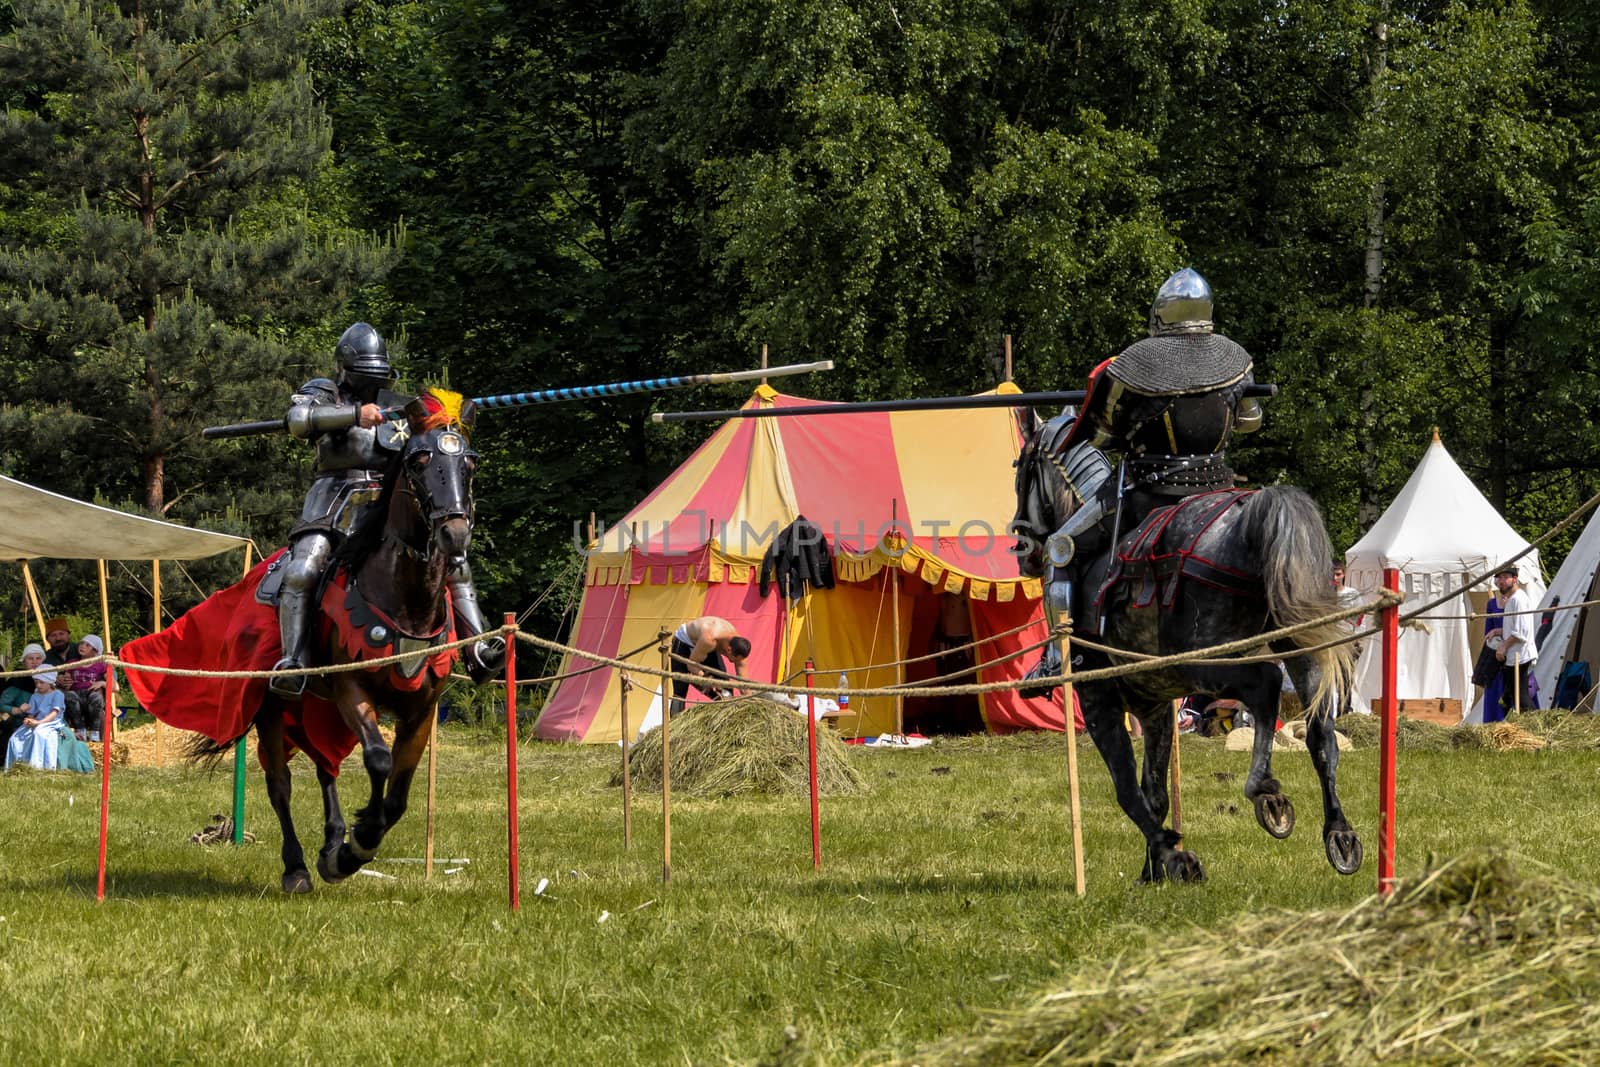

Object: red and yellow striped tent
[535,383,1073,742]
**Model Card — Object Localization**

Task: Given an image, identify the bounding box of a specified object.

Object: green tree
[0,0,393,529]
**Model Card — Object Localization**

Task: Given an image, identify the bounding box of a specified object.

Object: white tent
[0,474,247,561]
[1531,504,1600,711]
[1344,433,1544,720]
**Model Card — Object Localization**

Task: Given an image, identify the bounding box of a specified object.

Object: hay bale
[894,851,1600,1066]
[613,696,866,798]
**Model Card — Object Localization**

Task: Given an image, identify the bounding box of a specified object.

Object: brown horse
[260,396,481,892]
[130,393,483,892]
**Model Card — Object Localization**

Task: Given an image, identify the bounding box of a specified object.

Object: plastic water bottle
[838,673,850,716]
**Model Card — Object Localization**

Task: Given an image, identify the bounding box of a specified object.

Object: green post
[232,737,247,845]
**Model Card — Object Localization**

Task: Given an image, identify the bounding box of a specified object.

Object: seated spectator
[4,669,67,771]
[0,644,47,748]
[61,634,108,741]
[41,617,74,666]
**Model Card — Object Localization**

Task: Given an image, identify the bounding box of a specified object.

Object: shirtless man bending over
[669,615,751,717]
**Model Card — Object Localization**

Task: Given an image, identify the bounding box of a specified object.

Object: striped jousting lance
[651,383,1278,423]
[201,360,836,439]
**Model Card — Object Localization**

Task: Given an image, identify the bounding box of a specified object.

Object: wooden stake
[424,711,438,880]
[891,499,904,737]
[1060,627,1086,896]
[1170,699,1184,837]
[659,632,673,883]
[619,672,633,850]
[153,559,165,767]
[505,612,520,911]
[805,660,821,869]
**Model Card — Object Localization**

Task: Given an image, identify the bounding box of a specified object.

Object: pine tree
[0,0,393,520]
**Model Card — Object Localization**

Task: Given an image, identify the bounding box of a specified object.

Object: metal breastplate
[295,422,404,535]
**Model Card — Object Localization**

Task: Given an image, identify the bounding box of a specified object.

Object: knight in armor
[270,322,503,697]
[1033,269,1264,665]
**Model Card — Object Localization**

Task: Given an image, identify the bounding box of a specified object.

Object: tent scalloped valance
[583,539,1040,601]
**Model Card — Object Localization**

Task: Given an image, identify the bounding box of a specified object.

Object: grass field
[3,726,1598,1065]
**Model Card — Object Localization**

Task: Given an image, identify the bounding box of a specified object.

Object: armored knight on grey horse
[1019,268,1265,680]
[270,322,503,697]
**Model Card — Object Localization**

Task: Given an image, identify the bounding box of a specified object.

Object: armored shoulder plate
[296,378,340,403]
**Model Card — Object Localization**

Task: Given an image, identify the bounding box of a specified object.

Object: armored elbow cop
[1235,397,1264,433]
[286,400,362,439]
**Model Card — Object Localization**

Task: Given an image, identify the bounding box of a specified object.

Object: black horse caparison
[193,395,479,893]
[1012,425,1361,883]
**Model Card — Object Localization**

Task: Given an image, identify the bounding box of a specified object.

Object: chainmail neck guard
[1106,333,1252,394]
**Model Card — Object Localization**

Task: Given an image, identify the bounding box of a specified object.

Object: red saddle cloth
[120,551,458,777]
[1100,489,1261,613]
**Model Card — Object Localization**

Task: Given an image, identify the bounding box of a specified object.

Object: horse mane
[332,446,407,572]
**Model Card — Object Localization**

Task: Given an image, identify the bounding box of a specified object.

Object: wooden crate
[1370,698,1462,727]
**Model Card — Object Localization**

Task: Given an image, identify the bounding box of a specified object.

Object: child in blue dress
[4,669,68,771]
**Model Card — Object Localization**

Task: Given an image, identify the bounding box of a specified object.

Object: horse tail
[1238,486,1356,714]
[182,729,251,768]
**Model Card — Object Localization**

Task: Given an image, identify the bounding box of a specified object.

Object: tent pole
[891,500,903,737]
[95,558,115,903]
[21,561,48,642]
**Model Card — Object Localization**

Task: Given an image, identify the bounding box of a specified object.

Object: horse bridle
[388,427,477,563]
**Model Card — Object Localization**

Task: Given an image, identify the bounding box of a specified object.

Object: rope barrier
[18,586,1396,702]
[25,483,1595,708]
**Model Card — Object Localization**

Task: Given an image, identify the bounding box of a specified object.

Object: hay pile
[1500,709,1600,750]
[613,696,866,798]
[1337,710,1600,752]
[1450,720,1546,752]
[897,851,1600,1066]
[1336,713,1456,751]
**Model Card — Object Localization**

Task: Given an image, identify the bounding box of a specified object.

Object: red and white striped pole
[1378,568,1400,896]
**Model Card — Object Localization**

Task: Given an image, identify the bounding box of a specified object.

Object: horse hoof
[282,869,313,894]
[316,852,348,885]
[1326,831,1363,875]
[1253,793,1296,839]
[1164,850,1206,883]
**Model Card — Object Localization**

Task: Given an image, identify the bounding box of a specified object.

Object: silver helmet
[334,322,396,402]
[1148,268,1214,336]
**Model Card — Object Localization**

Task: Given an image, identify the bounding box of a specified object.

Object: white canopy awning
[0,475,250,561]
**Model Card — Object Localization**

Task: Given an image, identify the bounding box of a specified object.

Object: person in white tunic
[1492,567,1539,714]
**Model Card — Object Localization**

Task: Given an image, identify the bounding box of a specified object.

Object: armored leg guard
[448,563,505,685]
[271,534,333,699]
[1023,576,1074,690]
